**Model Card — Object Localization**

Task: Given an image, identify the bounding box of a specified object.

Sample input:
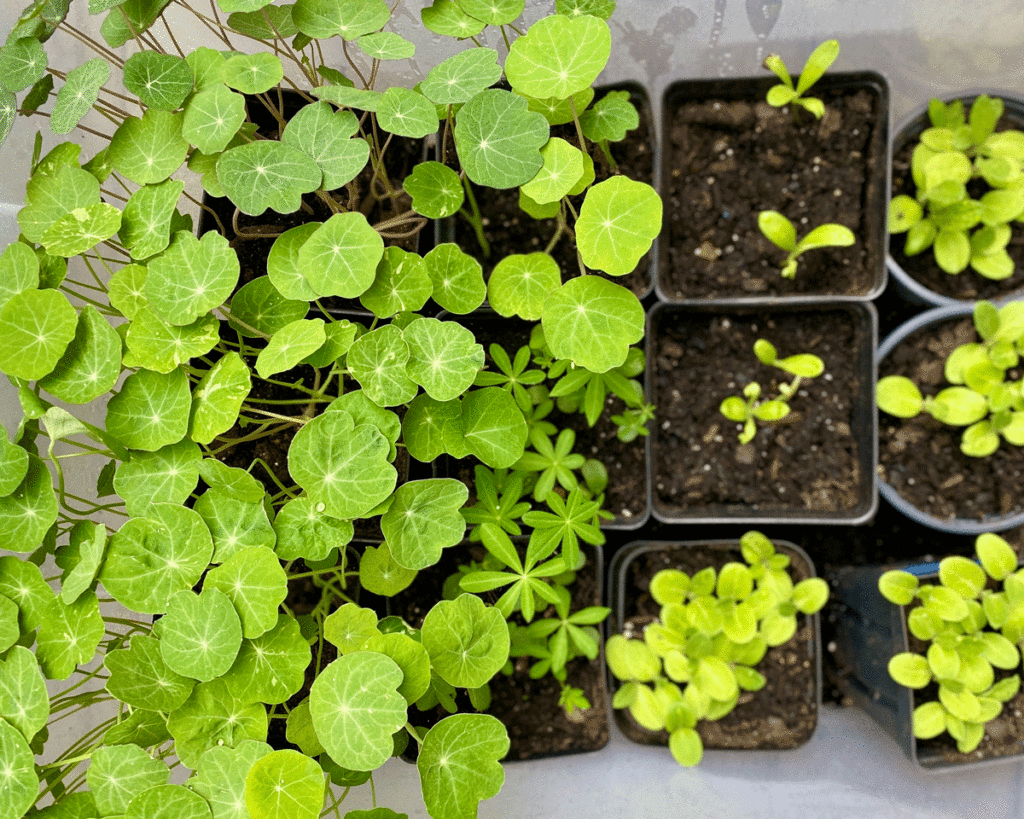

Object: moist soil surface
[878,315,1024,523]
[650,307,868,518]
[388,542,610,761]
[889,103,1024,302]
[659,82,883,300]
[449,85,655,298]
[613,541,819,751]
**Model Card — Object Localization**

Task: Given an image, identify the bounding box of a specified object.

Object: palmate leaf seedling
[878,533,1023,754]
[607,531,829,766]
[757,210,856,279]
[877,300,1024,457]
[763,39,841,121]
[720,339,826,444]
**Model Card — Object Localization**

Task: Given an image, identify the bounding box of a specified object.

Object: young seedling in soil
[888,94,1024,278]
[877,300,1024,457]
[758,210,856,279]
[763,39,840,122]
[607,531,829,766]
[879,533,1022,754]
[720,339,826,443]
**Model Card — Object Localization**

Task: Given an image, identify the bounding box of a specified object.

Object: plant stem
[460,175,490,258]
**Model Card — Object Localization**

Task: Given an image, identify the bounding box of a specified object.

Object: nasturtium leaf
[100,0,173,46]
[0,556,55,638]
[542,276,643,372]
[309,651,407,771]
[0,438,29,497]
[100,503,213,614]
[359,541,418,595]
[405,162,464,219]
[282,102,368,190]
[576,176,661,275]
[311,84,383,112]
[267,222,321,301]
[403,318,484,401]
[580,89,638,142]
[0,37,47,93]
[0,454,57,553]
[113,440,200,519]
[226,2,297,36]
[328,390,402,457]
[197,460,263,504]
[0,719,37,819]
[123,307,220,374]
[297,211,384,298]
[460,0,523,23]
[106,634,195,712]
[289,411,396,519]
[347,324,418,406]
[255,318,326,378]
[222,52,284,95]
[360,247,432,318]
[193,740,273,819]
[0,288,76,381]
[123,51,193,111]
[189,352,252,445]
[108,263,149,319]
[377,86,439,139]
[87,743,170,815]
[183,84,248,154]
[229,275,310,338]
[244,749,324,819]
[421,0,486,37]
[106,368,191,452]
[18,165,98,243]
[223,614,309,705]
[362,632,430,704]
[217,141,322,216]
[273,497,353,562]
[146,229,239,325]
[109,109,189,184]
[418,713,508,819]
[461,387,528,468]
[129,785,214,819]
[520,137,584,204]
[22,74,55,116]
[39,200,121,257]
[557,0,616,17]
[424,243,486,313]
[51,57,109,134]
[155,587,242,682]
[454,89,549,188]
[357,30,415,60]
[0,646,48,743]
[402,394,461,462]
[0,91,14,145]
[381,479,469,570]
[421,48,501,106]
[421,594,509,688]
[119,178,184,261]
[488,252,561,321]
[505,13,609,100]
[0,243,38,313]
[206,546,286,638]
[293,0,389,39]
[194,490,276,564]
[324,603,381,653]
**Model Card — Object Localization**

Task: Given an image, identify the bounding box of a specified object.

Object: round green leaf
[109,109,189,184]
[0,557,55,640]
[454,88,549,189]
[113,440,201,519]
[146,229,239,325]
[194,490,276,564]
[167,679,269,769]
[106,368,191,452]
[888,652,931,688]
[267,223,322,301]
[124,52,194,111]
[669,726,703,766]
[229,276,310,338]
[108,263,149,320]
[293,0,390,40]
[40,201,121,257]
[192,740,273,819]
[0,37,47,93]
[939,555,987,600]
[0,454,57,553]
[420,0,486,38]
[0,288,77,380]
[358,31,416,60]
[124,308,219,374]
[363,632,431,703]
[273,497,353,562]
[461,386,528,468]
[51,58,109,134]
[488,252,561,321]
[217,141,322,216]
[421,48,502,106]
[125,783,212,819]
[199,459,264,503]
[360,246,432,318]
[309,651,407,771]
[424,243,486,313]
[876,375,924,418]
[576,176,661,275]
[297,211,384,298]
[418,714,508,819]
[245,749,324,819]
[119,178,185,261]
[359,542,417,596]
[87,743,170,816]
[18,165,99,244]
[405,161,464,219]
[792,577,829,614]
[381,479,469,570]
[580,89,638,142]
[978,533,1018,581]
[281,102,369,190]
[377,87,439,139]
[256,318,326,378]
[189,352,252,445]
[206,546,286,638]
[0,646,48,744]
[459,0,522,23]
[222,53,283,95]
[223,614,309,705]
[0,439,29,498]
[0,243,39,313]
[105,634,195,713]
[346,324,417,406]
[505,14,609,99]
[520,137,584,205]
[421,593,510,688]
[155,588,243,681]
[183,84,248,155]
[404,318,484,401]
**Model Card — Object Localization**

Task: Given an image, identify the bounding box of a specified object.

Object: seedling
[763,39,840,121]
[758,210,856,279]
[607,532,829,766]
[720,339,826,443]
[878,533,1022,754]
[877,300,1024,457]
[888,94,1024,278]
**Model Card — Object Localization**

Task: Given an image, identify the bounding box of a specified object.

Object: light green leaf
[364,632,431,703]
[101,0,174,47]
[113,440,201,519]
[454,89,549,188]
[103,708,171,749]
[505,14,609,99]
[51,58,110,134]
[377,87,439,139]
[576,176,661,275]
[421,593,509,688]
[0,37,47,93]
[223,614,309,704]
[222,52,283,95]
[109,109,189,184]
[123,51,194,111]
[520,137,584,204]
[123,307,220,374]
[310,84,383,112]
[19,165,98,243]
[273,497,353,562]
[39,201,121,257]
[461,387,528,468]
[105,368,192,452]
[324,603,381,653]
[358,31,416,60]
[421,0,486,37]
[0,288,77,380]
[459,0,522,23]
[424,243,486,313]
[206,546,286,638]
[580,89,638,142]
[0,646,48,744]
[381,479,469,570]
[146,229,239,325]
[0,439,29,497]
[359,542,417,596]
[267,223,321,301]
[194,490,276,564]
[541,276,644,372]
[229,276,310,338]
[0,556,55,639]
[198,459,265,503]
[361,246,433,318]
[119,178,185,261]
[404,318,484,401]
[108,263,149,319]
[105,634,195,712]
[0,91,14,145]
[87,743,170,816]
[293,0,389,40]
[0,243,39,313]
[125,785,212,819]
[309,651,407,771]
[0,720,37,819]
[421,48,501,105]
[193,740,274,819]
[347,324,418,406]
[167,679,268,768]
[405,162,464,219]
[217,141,322,216]
[487,252,561,321]
[0,454,57,553]
[256,318,326,378]
[245,749,324,819]
[189,352,252,445]
[418,714,507,819]
[183,84,248,154]
[282,102,369,190]
[297,211,384,298]
[402,394,462,462]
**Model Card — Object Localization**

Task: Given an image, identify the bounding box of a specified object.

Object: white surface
[2,1,1024,816]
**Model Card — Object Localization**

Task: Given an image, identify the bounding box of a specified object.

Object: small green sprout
[877,300,1024,457]
[720,339,826,443]
[607,531,829,766]
[758,210,856,279]
[878,533,1022,755]
[763,39,841,121]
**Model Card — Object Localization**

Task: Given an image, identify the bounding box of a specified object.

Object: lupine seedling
[878,533,1022,754]
[720,340,826,443]
[888,94,1024,278]
[758,210,856,279]
[763,39,841,121]
[607,532,829,766]
[877,300,1024,456]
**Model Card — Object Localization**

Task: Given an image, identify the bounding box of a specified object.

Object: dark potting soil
[448,86,655,298]
[878,315,1024,523]
[660,85,882,300]
[889,105,1024,302]
[650,308,868,518]
[388,542,610,761]
[614,541,819,751]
